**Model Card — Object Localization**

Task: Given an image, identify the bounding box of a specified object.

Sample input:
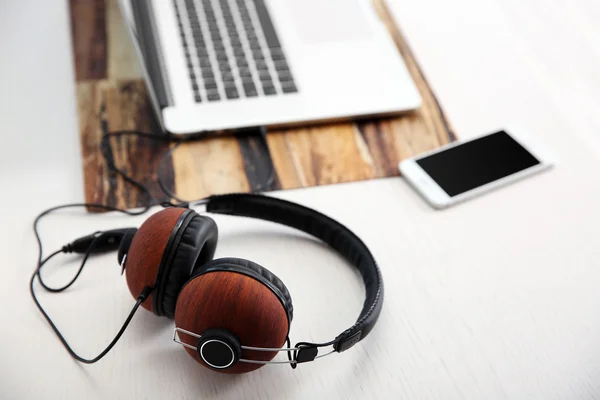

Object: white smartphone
[398,128,553,209]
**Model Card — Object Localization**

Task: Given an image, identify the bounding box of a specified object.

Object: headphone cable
[31,130,173,363]
[30,231,153,363]
[31,127,272,363]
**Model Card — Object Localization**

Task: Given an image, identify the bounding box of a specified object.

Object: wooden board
[71,0,455,209]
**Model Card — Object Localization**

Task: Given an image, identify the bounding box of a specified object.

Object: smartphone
[398,128,553,209]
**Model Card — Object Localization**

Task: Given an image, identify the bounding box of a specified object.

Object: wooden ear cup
[124,207,189,312]
[175,271,290,374]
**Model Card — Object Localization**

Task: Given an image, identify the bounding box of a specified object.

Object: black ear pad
[157,213,219,318]
[192,257,293,322]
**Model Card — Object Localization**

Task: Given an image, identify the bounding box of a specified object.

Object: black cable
[30,131,167,364]
[36,231,101,293]
[30,244,152,363]
[285,336,296,369]
[100,130,171,206]
[31,202,151,363]
[31,126,271,364]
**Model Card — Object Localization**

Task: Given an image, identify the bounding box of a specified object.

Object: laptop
[121,0,421,134]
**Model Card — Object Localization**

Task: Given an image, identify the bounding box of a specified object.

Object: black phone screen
[416,131,540,197]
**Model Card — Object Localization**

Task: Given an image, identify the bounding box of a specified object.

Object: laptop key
[243,82,257,96]
[202,69,214,79]
[204,81,218,90]
[278,71,293,81]
[273,60,290,71]
[239,67,252,77]
[260,74,274,83]
[263,85,277,95]
[281,81,297,93]
[222,72,235,81]
[226,88,239,99]
[194,94,202,103]
[255,60,269,70]
[258,69,271,79]
[271,52,285,61]
[199,57,211,68]
[207,92,220,101]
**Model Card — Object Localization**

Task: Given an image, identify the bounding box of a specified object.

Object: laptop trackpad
[283,0,372,44]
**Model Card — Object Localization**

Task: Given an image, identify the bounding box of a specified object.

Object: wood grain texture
[76,79,173,208]
[171,137,252,200]
[70,0,107,80]
[175,271,289,374]
[72,0,455,209]
[125,207,187,311]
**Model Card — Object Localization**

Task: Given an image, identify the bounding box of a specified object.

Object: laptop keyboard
[174,0,298,102]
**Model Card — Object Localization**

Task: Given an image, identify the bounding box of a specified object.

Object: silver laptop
[121,0,421,134]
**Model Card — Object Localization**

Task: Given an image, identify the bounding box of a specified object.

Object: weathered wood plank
[77,80,110,204]
[171,138,251,200]
[70,0,108,81]
[264,130,305,189]
[77,79,171,209]
[236,133,280,192]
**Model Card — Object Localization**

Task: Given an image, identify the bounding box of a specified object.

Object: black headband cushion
[158,213,218,318]
[191,257,293,323]
[205,193,383,353]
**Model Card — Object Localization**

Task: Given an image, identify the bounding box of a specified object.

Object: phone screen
[416,130,540,197]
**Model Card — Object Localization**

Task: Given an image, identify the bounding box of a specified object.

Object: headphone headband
[205,193,383,354]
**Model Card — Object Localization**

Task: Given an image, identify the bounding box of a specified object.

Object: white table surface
[1,0,600,398]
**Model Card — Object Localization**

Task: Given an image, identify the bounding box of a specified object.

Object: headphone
[32,193,383,374]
